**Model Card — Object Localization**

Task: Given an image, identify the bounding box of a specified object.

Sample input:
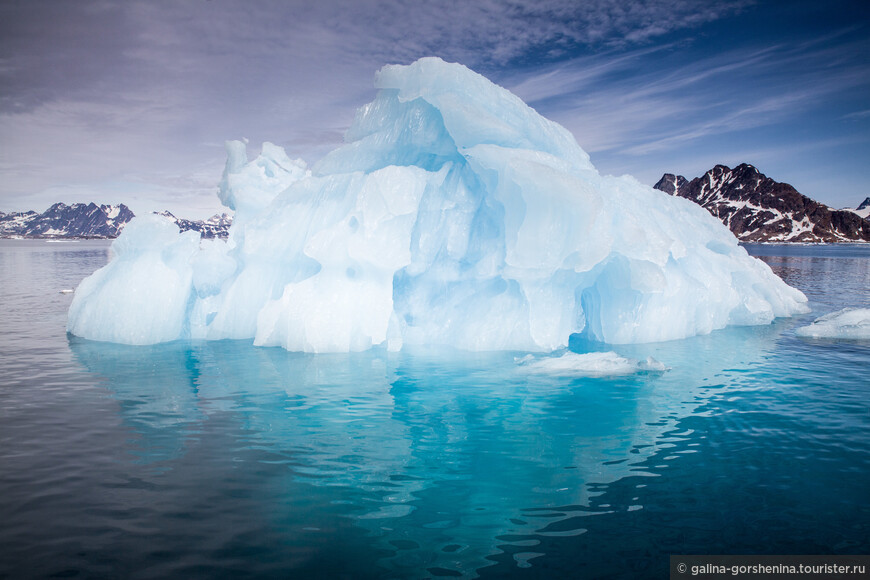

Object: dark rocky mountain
[654,164,870,243]
[0,203,232,239]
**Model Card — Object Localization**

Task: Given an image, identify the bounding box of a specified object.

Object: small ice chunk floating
[795,308,870,339]
[68,57,808,352]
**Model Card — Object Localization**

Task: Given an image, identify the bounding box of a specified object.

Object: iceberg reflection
[69,322,781,577]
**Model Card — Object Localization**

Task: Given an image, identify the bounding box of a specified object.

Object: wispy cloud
[1,0,756,113]
[0,0,757,215]
[843,109,870,121]
[620,91,826,155]
[505,30,870,159]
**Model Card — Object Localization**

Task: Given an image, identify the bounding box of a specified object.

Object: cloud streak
[508,32,870,157]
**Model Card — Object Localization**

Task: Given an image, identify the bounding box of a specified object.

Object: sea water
[1,239,868,579]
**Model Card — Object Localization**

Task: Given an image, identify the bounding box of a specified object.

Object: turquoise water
[1,240,868,579]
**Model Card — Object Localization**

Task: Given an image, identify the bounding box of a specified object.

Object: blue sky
[1,0,868,218]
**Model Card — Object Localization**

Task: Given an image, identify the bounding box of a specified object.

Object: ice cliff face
[68,57,809,351]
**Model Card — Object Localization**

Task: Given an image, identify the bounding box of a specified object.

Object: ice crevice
[67,57,809,353]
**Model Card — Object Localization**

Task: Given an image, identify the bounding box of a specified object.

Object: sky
[1,0,868,219]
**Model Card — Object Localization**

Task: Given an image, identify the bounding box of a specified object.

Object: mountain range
[0,203,231,239]
[3,168,868,243]
[654,164,870,243]
[153,211,233,239]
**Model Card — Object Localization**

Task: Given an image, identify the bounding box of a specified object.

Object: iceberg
[795,308,870,339]
[68,57,809,352]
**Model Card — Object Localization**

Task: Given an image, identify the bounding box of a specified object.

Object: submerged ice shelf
[68,57,808,352]
[516,351,668,377]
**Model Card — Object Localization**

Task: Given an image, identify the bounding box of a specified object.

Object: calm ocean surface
[1,239,868,579]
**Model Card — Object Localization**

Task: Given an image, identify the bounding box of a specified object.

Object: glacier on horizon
[67,57,809,352]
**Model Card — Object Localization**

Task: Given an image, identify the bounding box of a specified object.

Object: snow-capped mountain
[155,211,232,239]
[654,164,870,243]
[0,203,232,239]
[845,197,870,220]
[0,203,135,238]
